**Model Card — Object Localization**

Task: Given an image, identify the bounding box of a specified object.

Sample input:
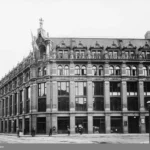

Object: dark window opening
[39,45,46,59]
[127,97,139,111]
[128,116,139,133]
[144,82,150,96]
[110,82,121,96]
[111,117,123,133]
[58,117,70,134]
[144,97,150,110]
[93,97,104,111]
[145,116,149,133]
[127,82,137,96]
[25,118,30,135]
[37,117,46,134]
[38,98,46,112]
[93,117,105,133]
[110,97,121,111]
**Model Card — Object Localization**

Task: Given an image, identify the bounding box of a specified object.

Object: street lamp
[147,101,150,144]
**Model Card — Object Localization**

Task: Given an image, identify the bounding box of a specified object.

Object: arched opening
[39,45,46,59]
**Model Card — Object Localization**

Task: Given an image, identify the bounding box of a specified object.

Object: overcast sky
[0,0,150,79]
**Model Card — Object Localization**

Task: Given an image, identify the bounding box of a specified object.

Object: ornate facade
[0,19,150,135]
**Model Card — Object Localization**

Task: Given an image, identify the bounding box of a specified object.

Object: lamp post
[147,101,150,144]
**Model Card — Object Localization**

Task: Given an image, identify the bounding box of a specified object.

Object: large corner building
[0,19,150,135]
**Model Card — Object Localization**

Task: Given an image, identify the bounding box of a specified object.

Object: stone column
[88,114,93,134]
[121,80,127,111]
[139,81,144,111]
[47,62,51,76]
[87,80,93,111]
[123,115,128,133]
[52,62,57,76]
[52,81,57,112]
[70,81,75,112]
[104,80,110,111]
[31,114,36,133]
[22,116,25,134]
[105,115,110,133]
[3,119,5,133]
[30,66,37,78]
[4,98,6,117]
[16,117,19,129]
[70,114,75,134]
[7,119,9,133]
[87,63,92,76]
[46,81,51,112]
[31,83,38,113]
[140,115,146,133]
[121,63,126,76]
[70,62,75,76]
[138,63,143,76]
[52,114,57,134]
[46,114,51,134]
[11,119,14,133]
[104,62,110,76]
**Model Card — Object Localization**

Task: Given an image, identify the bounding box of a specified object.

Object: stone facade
[0,20,150,135]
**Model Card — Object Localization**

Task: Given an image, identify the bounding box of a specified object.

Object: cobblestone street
[0,134,149,144]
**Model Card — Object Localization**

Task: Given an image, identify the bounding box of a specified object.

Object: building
[0,19,150,135]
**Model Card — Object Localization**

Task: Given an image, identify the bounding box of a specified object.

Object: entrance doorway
[93,117,105,133]
[145,116,149,133]
[25,118,29,134]
[14,120,16,133]
[58,117,70,134]
[1,121,3,133]
[111,116,123,133]
[37,117,46,134]
[75,117,88,133]
[19,119,22,131]
[8,120,11,133]
[128,116,139,133]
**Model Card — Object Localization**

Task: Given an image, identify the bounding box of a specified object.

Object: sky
[0,0,150,79]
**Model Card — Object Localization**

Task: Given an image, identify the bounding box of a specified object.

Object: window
[144,82,150,96]
[126,66,131,76]
[38,83,46,112]
[110,82,121,96]
[127,82,137,96]
[132,66,137,76]
[115,66,120,75]
[26,87,30,113]
[93,82,104,111]
[5,97,8,116]
[75,66,80,75]
[14,93,17,115]
[58,82,69,111]
[92,66,97,76]
[127,97,139,111]
[9,95,12,116]
[81,66,86,75]
[75,82,87,111]
[64,65,69,76]
[110,97,121,111]
[144,97,150,110]
[38,68,42,77]
[2,100,4,117]
[20,90,23,114]
[143,66,147,76]
[99,66,103,76]
[38,83,46,97]
[58,65,63,76]
[109,66,114,75]
[43,67,47,76]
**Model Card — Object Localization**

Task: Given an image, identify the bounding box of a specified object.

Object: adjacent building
[0,19,150,135]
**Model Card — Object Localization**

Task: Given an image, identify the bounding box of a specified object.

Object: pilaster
[104,80,110,111]
[70,81,75,112]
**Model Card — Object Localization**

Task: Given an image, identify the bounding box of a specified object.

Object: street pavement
[0,133,149,144]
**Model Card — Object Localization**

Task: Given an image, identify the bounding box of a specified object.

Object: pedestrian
[17,127,20,138]
[31,128,35,137]
[67,126,70,136]
[49,128,52,136]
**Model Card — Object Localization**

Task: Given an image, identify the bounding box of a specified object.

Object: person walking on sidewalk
[17,127,20,138]
[49,128,52,136]
[67,126,70,136]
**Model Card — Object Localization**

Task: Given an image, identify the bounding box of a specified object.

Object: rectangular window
[5,97,8,116]
[110,97,121,111]
[93,97,104,111]
[20,90,23,114]
[58,82,69,111]
[127,97,139,111]
[2,100,4,116]
[14,93,17,115]
[93,82,103,96]
[38,83,46,97]
[127,82,137,96]
[144,82,150,96]
[38,98,46,112]
[75,82,87,111]
[110,82,121,96]
[9,95,12,116]
[26,87,30,113]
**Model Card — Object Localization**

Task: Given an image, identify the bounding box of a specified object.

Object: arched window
[38,68,42,77]
[132,66,137,76]
[81,66,86,75]
[75,66,80,75]
[58,65,63,75]
[143,66,147,76]
[64,65,69,76]
[26,72,30,81]
[126,66,131,76]
[99,66,103,76]
[43,67,47,76]
[115,66,120,75]
[92,66,97,76]
[109,66,114,75]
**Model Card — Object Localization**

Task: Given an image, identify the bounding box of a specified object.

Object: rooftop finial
[39,18,44,28]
